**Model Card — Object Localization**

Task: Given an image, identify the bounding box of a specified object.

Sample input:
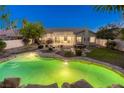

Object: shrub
[106,41,116,50]
[45,45,48,47]
[46,39,53,45]
[0,39,6,51]
[48,47,53,51]
[60,45,63,48]
[75,49,82,56]
[74,44,86,49]
[120,28,124,40]
[64,51,74,57]
[22,38,30,45]
[38,45,44,49]
[34,39,41,45]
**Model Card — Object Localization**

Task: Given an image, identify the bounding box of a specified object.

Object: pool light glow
[64,60,68,65]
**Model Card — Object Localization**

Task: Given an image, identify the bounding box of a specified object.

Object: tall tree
[0,6,10,30]
[96,24,120,40]
[0,6,5,11]
[0,13,10,30]
[0,6,5,30]
[22,19,28,28]
[94,5,124,40]
[20,21,45,45]
[10,20,18,30]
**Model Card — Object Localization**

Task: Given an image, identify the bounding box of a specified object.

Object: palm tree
[94,5,124,40]
[0,6,6,30]
[22,19,28,28]
[94,5,124,13]
[0,13,10,30]
[10,20,18,30]
[0,6,5,11]
[0,6,10,30]
[0,6,12,30]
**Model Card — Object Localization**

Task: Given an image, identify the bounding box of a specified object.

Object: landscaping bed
[87,48,124,68]
[0,45,38,62]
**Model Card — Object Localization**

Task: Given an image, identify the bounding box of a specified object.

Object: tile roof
[45,28,95,34]
[0,30,20,36]
[45,28,87,34]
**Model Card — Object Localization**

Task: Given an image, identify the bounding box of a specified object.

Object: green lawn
[87,48,124,68]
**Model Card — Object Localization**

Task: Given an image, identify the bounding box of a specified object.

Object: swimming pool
[0,52,124,88]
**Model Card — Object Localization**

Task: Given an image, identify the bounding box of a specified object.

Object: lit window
[64,36,67,41]
[55,37,60,43]
[90,37,96,43]
[77,37,81,42]
[55,37,57,42]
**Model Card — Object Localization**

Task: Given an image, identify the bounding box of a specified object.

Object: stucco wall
[114,39,124,51]
[42,32,76,46]
[95,39,107,47]
[95,39,124,51]
[4,40,24,49]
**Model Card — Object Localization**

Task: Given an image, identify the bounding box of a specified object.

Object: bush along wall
[0,39,6,51]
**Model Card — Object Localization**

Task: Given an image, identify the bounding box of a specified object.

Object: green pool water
[0,52,124,88]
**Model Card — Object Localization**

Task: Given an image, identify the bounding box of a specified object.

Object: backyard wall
[114,39,124,51]
[95,39,107,47]
[90,36,96,43]
[4,40,24,49]
[95,39,124,51]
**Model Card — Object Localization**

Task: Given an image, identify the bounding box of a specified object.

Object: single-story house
[0,30,21,40]
[0,30,23,49]
[0,28,96,49]
[42,28,96,47]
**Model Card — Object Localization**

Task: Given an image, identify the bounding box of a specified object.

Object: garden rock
[3,78,20,88]
[25,83,58,88]
[70,79,93,88]
[61,82,71,88]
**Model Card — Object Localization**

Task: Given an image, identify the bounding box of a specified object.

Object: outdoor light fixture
[64,60,68,65]
[27,52,37,58]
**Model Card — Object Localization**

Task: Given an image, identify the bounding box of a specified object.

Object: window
[90,37,95,43]
[64,36,67,41]
[55,37,57,42]
[55,37,60,43]
[77,37,81,43]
